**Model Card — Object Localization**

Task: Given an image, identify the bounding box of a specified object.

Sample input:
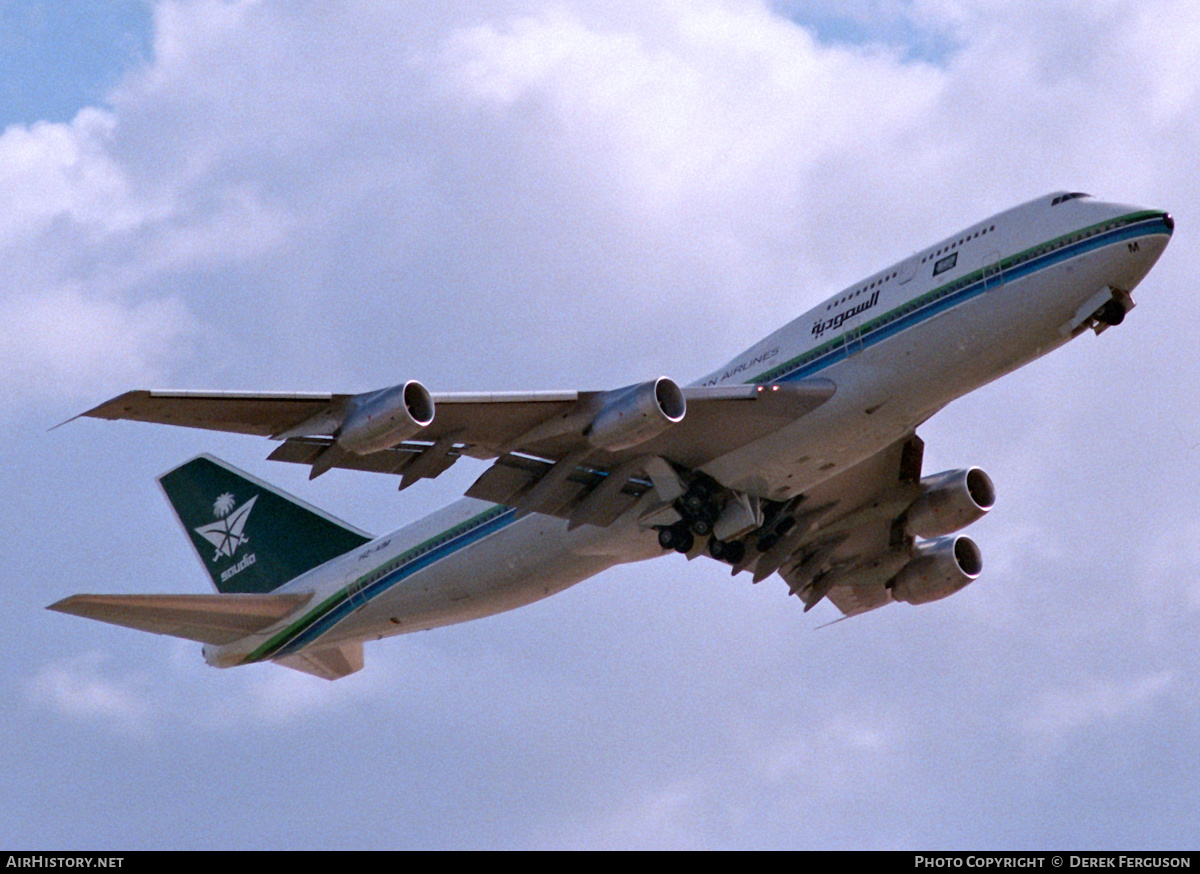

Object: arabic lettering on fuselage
[810,290,880,339]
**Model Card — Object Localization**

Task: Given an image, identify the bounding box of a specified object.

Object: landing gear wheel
[682,493,706,515]
[1098,299,1126,326]
[708,538,726,560]
[659,523,695,553]
[691,517,712,537]
[722,541,746,565]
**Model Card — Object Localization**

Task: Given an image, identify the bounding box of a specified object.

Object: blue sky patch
[0,0,151,128]
[771,1,957,65]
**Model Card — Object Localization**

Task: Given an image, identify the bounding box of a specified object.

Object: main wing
[768,436,924,616]
[79,379,835,517]
[721,434,988,618]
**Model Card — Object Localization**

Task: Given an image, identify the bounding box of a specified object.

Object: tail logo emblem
[194,494,259,562]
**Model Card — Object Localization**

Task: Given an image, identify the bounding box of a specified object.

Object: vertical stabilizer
[159,454,373,594]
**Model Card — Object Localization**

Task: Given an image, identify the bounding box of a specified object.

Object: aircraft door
[845,284,882,357]
[344,564,370,613]
[981,249,1004,291]
[845,307,865,357]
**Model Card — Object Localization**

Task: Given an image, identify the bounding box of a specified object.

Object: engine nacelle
[905,467,995,538]
[889,535,982,605]
[336,380,435,455]
[586,377,686,451]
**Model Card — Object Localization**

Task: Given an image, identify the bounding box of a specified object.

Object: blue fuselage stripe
[765,215,1171,384]
[266,508,519,658]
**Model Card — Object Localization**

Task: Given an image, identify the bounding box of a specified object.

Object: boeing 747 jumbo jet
[50,192,1173,680]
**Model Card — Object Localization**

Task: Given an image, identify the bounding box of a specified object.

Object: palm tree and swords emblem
[194,492,258,562]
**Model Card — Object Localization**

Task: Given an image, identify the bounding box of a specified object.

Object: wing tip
[49,389,149,432]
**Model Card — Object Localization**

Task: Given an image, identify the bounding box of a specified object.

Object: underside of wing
[759,436,925,615]
[47,592,312,645]
[722,434,990,619]
[78,380,837,519]
[79,390,351,437]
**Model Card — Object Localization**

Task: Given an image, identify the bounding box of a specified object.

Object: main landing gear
[655,476,747,564]
[655,472,806,571]
[707,537,746,564]
[658,523,695,554]
[657,520,747,564]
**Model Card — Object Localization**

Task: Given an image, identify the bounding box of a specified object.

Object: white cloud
[1018,671,1174,740]
[0,109,145,240]
[197,660,392,728]
[1134,521,1200,634]
[441,3,945,247]
[0,286,194,403]
[544,779,711,850]
[25,651,154,738]
[760,711,895,785]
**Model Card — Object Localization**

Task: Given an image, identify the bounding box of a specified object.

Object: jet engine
[889,535,982,605]
[337,380,435,455]
[586,377,686,451]
[904,467,995,538]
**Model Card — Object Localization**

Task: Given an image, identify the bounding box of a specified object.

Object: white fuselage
[207,193,1173,669]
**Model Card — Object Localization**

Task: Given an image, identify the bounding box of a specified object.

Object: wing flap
[465,454,651,524]
[267,436,419,475]
[824,583,894,617]
[47,592,312,645]
[463,454,546,504]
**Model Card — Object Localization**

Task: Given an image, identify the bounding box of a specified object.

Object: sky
[3,0,1199,851]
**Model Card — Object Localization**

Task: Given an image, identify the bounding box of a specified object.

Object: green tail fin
[158,454,373,594]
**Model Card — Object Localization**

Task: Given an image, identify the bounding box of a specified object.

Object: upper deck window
[1051,192,1091,206]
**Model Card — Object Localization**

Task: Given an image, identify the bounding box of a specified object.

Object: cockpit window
[1051,192,1091,206]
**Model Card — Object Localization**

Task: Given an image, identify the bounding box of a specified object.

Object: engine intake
[337,380,435,455]
[889,535,982,605]
[905,467,995,538]
[586,377,686,451]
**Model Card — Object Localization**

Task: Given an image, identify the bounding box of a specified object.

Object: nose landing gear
[1096,298,1126,327]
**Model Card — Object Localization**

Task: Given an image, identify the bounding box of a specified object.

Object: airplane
[49,191,1174,680]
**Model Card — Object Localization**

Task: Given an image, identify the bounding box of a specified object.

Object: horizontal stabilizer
[275,642,364,681]
[47,592,311,645]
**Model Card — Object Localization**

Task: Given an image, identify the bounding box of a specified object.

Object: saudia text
[221,552,257,583]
